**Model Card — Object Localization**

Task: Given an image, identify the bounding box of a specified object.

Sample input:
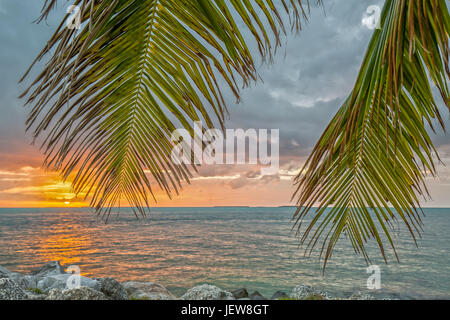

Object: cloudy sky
[0,0,449,207]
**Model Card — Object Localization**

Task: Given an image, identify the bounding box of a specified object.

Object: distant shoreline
[1,206,450,209]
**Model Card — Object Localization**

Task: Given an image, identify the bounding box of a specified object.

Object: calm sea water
[0,207,449,299]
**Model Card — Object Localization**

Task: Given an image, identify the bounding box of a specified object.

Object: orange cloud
[0,166,87,207]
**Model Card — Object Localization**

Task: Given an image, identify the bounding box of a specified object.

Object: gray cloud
[0,0,449,205]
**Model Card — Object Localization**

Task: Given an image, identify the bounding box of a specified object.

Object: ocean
[0,207,449,299]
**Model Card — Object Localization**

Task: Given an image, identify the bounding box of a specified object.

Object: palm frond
[21,0,319,218]
[293,0,449,270]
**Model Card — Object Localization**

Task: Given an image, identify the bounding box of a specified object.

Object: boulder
[122,281,176,300]
[0,278,28,300]
[0,266,41,291]
[231,288,248,299]
[46,287,108,300]
[29,261,64,277]
[349,291,376,300]
[314,290,333,300]
[26,290,47,300]
[249,291,268,300]
[181,284,234,300]
[290,285,315,299]
[290,285,332,300]
[94,277,128,300]
[9,273,39,290]
[271,290,288,300]
[37,274,100,292]
[0,266,11,279]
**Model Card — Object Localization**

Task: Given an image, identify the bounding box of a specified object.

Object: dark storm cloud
[223,0,387,158]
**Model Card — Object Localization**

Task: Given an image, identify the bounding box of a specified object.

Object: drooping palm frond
[21,0,319,218]
[293,0,449,269]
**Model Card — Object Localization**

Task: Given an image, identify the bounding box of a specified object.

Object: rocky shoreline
[0,261,378,300]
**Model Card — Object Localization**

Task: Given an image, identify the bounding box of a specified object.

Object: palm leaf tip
[21,0,317,218]
[293,0,450,270]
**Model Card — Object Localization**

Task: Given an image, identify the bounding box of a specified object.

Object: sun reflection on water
[1,207,449,299]
[17,214,95,276]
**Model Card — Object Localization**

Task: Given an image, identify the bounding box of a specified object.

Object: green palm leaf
[21,0,317,218]
[293,0,449,269]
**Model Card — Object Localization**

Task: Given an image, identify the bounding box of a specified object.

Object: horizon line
[0,206,449,209]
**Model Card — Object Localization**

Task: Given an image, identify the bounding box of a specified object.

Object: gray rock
[37,274,100,292]
[249,291,268,300]
[94,277,128,300]
[231,288,248,299]
[30,261,64,277]
[0,266,11,279]
[290,285,315,299]
[290,285,332,300]
[122,281,176,300]
[0,278,28,300]
[238,297,251,300]
[9,273,39,290]
[349,291,376,300]
[46,287,108,300]
[271,290,288,300]
[36,276,58,291]
[315,290,333,300]
[181,284,234,300]
[26,291,47,300]
[0,267,41,291]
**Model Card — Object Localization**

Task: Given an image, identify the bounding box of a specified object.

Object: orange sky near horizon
[1,1,450,209]
[1,127,450,209]
[0,160,300,208]
[1,157,450,208]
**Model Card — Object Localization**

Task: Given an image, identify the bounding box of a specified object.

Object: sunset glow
[1,154,450,208]
[1,1,450,209]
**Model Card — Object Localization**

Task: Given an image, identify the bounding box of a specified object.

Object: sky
[0,0,449,208]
